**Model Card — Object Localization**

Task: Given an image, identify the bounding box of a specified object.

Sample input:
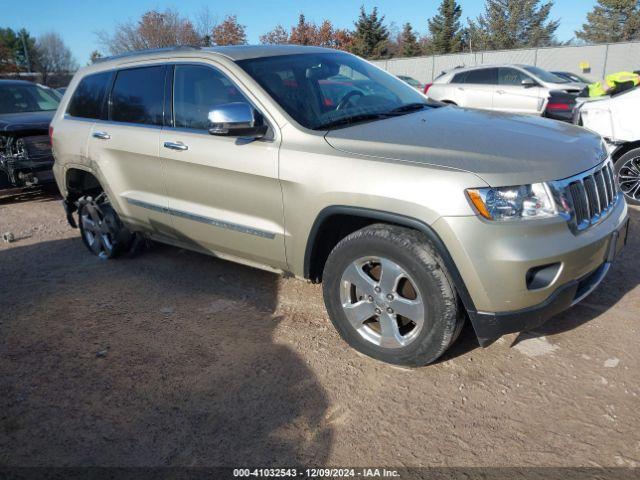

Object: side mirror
[208,102,268,138]
[521,78,537,88]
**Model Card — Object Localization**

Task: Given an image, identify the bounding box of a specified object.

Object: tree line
[0,29,76,82]
[1,0,639,76]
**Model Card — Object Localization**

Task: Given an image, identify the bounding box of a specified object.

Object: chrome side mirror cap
[208,102,268,138]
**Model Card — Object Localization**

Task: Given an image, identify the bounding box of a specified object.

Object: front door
[493,68,544,114]
[159,62,286,270]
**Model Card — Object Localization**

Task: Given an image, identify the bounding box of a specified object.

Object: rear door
[86,65,174,236]
[54,71,113,185]
[457,68,497,110]
[158,62,286,270]
[493,68,544,114]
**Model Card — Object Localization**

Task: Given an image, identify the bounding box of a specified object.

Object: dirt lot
[0,188,639,469]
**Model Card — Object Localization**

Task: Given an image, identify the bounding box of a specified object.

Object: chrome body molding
[125,197,276,239]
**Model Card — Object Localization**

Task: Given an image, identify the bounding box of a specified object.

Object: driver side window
[173,65,246,131]
[499,68,531,86]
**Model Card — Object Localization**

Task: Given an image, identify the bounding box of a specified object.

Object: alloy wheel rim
[81,202,115,259]
[618,156,640,201]
[339,256,425,349]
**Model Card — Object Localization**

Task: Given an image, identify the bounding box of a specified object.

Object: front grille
[564,160,619,231]
[21,135,52,160]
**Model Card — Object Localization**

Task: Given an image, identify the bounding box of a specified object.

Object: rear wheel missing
[78,194,132,259]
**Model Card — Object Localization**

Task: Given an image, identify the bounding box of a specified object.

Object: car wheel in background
[614,148,640,206]
[78,194,132,259]
[322,224,464,366]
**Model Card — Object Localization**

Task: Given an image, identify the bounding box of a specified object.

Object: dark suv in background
[0,79,59,188]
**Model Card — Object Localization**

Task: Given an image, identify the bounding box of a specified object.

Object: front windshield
[0,83,60,114]
[522,66,569,84]
[238,52,430,130]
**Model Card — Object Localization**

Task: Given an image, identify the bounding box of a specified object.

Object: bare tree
[35,32,77,84]
[195,6,218,46]
[97,8,202,54]
[211,15,247,46]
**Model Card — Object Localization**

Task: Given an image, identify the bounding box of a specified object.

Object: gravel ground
[0,188,639,468]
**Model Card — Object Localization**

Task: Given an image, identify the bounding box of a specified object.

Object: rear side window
[173,65,246,130]
[110,66,165,126]
[67,72,112,119]
[465,68,498,85]
[451,72,468,83]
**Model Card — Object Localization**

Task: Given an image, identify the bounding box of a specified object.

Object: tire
[322,224,464,366]
[78,194,132,259]
[614,147,640,206]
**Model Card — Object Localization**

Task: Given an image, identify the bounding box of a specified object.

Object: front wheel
[78,194,132,259]
[322,224,464,366]
[615,148,640,206]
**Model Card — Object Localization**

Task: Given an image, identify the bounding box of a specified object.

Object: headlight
[466,183,559,221]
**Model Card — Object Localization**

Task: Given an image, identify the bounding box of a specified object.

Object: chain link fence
[370,41,640,83]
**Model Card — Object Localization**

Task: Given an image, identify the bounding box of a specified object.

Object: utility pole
[20,30,31,72]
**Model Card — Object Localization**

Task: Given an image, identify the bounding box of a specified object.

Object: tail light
[48,125,54,145]
[547,102,571,111]
[423,83,433,95]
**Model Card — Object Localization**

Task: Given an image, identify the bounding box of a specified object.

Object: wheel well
[612,141,640,163]
[65,169,102,202]
[306,214,383,283]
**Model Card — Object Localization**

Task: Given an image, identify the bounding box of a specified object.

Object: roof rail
[94,45,202,63]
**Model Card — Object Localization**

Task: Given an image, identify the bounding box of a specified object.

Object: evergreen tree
[576,0,640,43]
[399,23,422,57]
[351,6,390,59]
[428,0,464,54]
[468,0,560,50]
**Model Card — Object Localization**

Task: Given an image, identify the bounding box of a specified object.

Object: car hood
[0,111,55,133]
[545,81,585,92]
[324,106,606,186]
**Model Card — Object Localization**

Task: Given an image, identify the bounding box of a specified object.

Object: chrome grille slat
[583,175,599,217]
[604,164,615,202]
[594,170,608,208]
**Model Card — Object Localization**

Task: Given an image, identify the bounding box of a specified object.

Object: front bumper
[470,215,628,345]
[0,154,55,187]
[433,196,629,345]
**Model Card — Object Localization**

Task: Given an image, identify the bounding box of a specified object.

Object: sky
[1,0,598,65]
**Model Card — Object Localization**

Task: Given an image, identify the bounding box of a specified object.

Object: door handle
[496,90,506,95]
[457,87,464,91]
[163,141,188,151]
[92,131,110,140]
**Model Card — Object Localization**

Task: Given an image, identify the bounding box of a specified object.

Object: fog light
[526,263,561,290]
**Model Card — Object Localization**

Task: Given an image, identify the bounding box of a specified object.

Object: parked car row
[46,45,629,366]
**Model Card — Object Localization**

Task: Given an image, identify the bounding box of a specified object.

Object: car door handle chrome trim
[92,131,110,140]
[163,141,188,151]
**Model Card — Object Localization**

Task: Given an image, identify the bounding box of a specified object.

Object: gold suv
[51,46,629,365]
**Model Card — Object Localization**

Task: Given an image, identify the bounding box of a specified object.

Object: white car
[576,87,640,205]
[426,64,584,115]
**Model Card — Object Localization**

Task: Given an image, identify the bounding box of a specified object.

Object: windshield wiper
[315,112,391,131]
[386,103,428,115]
